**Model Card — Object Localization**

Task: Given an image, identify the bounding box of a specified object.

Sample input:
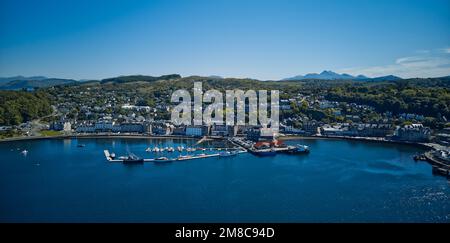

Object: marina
[104,148,247,163]
[103,137,310,163]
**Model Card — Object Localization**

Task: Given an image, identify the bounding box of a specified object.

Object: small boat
[21,150,28,156]
[191,148,197,152]
[283,145,310,154]
[145,147,152,152]
[178,155,192,160]
[122,153,144,164]
[77,144,86,148]
[152,147,160,152]
[186,148,192,152]
[294,144,310,154]
[167,147,175,152]
[110,153,116,159]
[160,148,166,152]
[177,146,184,152]
[154,157,173,163]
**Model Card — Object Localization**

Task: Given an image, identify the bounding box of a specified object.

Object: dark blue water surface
[0,138,449,222]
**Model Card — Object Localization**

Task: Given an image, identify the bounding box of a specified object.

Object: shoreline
[279,135,437,150]
[1,133,445,151]
[0,134,211,143]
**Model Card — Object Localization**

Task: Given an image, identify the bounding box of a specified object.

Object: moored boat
[154,157,173,163]
[281,145,310,154]
[122,153,144,164]
[178,155,192,160]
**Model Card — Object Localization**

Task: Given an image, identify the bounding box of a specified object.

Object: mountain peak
[320,70,336,75]
[282,71,402,81]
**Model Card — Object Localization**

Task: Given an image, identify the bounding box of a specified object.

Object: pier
[103,149,246,163]
[228,137,310,155]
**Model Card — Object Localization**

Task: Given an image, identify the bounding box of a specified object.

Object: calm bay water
[0,138,449,222]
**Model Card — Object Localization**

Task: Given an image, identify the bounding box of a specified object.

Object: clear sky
[0,0,449,80]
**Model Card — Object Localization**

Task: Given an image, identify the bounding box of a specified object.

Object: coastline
[279,135,442,151]
[1,133,445,151]
[0,134,210,143]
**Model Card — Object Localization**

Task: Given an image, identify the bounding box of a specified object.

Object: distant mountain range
[0,76,77,90]
[100,74,181,84]
[2,72,448,90]
[0,74,185,90]
[282,70,402,81]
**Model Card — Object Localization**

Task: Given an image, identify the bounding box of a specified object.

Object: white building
[121,104,151,112]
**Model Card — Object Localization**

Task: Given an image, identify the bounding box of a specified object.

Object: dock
[103,149,246,163]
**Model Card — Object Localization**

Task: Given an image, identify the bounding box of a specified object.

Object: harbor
[103,137,310,163]
[2,137,449,222]
[414,150,450,178]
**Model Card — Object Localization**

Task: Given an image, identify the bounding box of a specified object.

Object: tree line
[0,91,53,125]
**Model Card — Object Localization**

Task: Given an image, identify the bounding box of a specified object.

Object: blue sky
[0,0,449,80]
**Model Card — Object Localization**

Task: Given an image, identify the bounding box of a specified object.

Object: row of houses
[52,118,434,143]
[393,124,432,142]
[72,120,244,138]
[319,123,431,142]
[75,121,147,133]
[321,123,394,138]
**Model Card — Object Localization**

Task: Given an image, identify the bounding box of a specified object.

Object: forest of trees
[0,91,53,125]
[325,82,450,119]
